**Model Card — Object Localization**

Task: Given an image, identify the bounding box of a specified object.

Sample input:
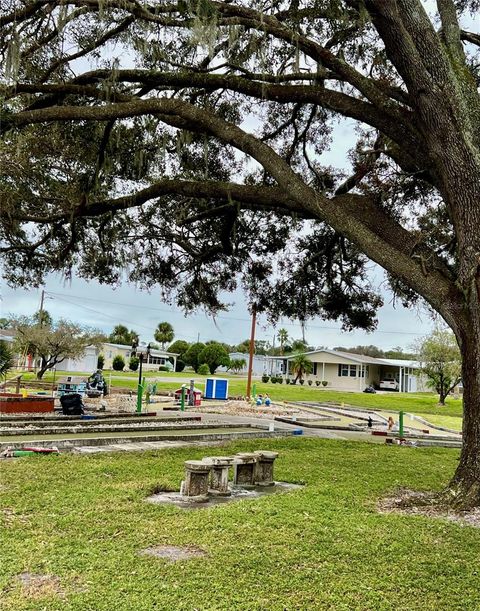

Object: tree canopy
[154,321,175,348]
[108,325,139,346]
[1,0,480,505]
[416,328,462,406]
[13,317,104,378]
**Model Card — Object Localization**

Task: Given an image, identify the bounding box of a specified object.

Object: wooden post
[246,307,257,399]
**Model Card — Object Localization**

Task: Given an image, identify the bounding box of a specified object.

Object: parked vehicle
[379,379,399,391]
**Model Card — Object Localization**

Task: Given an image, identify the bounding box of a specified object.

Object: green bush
[307,379,313,386]
[97,354,105,369]
[315,380,321,386]
[277,376,283,384]
[112,355,125,371]
[322,380,328,387]
[158,365,169,371]
[198,363,210,375]
[271,376,277,384]
[285,378,291,385]
[299,379,305,385]
[261,374,270,383]
[291,379,297,385]
[175,359,186,372]
[129,356,139,371]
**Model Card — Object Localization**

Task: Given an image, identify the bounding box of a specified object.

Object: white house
[266,349,428,393]
[62,343,179,373]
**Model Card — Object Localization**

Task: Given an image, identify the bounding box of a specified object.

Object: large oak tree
[0,0,479,506]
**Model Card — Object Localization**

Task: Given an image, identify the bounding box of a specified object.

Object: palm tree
[154,322,175,349]
[277,328,289,355]
[0,340,14,379]
[290,354,313,383]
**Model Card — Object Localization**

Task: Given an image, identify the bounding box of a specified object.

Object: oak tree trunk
[448,309,480,509]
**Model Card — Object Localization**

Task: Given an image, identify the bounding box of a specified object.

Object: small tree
[0,340,14,378]
[184,342,206,373]
[228,358,247,374]
[13,317,104,379]
[198,363,210,375]
[290,354,313,383]
[97,354,105,370]
[154,322,175,349]
[198,343,230,375]
[129,356,139,371]
[112,355,125,371]
[417,329,462,406]
[168,340,189,371]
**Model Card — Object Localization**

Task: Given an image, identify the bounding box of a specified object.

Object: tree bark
[448,307,480,509]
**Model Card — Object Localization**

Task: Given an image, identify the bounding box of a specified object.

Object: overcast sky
[1,264,436,351]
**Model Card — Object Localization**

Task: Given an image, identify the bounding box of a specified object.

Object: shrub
[158,365,169,371]
[112,355,125,371]
[271,376,277,384]
[175,359,186,373]
[307,379,313,386]
[198,363,210,375]
[261,374,270,383]
[97,354,105,369]
[291,379,297,385]
[277,376,283,384]
[322,380,328,387]
[299,379,305,385]
[285,378,291,385]
[315,380,321,386]
[129,356,139,371]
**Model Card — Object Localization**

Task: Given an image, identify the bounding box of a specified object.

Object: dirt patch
[378,488,480,528]
[139,544,207,561]
[16,573,66,599]
[201,400,310,419]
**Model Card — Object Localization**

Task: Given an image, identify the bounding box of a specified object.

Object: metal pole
[246,307,257,399]
[399,411,404,438]
[189,379,194,406]
[136,354,143,413]
[180,384,186,412]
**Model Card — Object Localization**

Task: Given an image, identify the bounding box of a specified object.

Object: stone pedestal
[254,451,279,486]
[203,456,234,496]
[182,460,211,502]
[233,453,257,489]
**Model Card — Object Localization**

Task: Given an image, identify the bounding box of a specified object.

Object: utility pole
[246,307,257,399]
[38,289,45,325]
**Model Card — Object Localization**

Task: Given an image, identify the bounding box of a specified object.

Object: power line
[45,290,427,337]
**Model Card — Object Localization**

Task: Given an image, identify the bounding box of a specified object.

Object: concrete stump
[254,451,279,486]
[203,456,234,496]
[182,460,211,502]
[233,453,257,488]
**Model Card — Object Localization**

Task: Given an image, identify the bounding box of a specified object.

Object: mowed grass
[1,438,478,611]
[417,413,463,432]
[14,370,463,417]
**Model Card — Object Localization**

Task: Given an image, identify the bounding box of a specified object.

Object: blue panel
[215,379,228,399]
[205,378,214,399]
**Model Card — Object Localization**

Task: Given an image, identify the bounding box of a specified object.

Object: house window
[313,363,317,376]
[338,364,357,377]
[359,366,369,378]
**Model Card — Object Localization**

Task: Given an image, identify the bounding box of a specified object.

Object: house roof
[102,342,179,357]
[267,349,421,369]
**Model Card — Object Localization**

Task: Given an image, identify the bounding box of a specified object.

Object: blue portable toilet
[204,378,229,400]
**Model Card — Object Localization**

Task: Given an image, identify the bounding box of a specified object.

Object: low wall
[0,396,55,413]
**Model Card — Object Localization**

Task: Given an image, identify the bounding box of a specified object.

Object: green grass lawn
[0,438,477,610]
[13,370,463,417]
[416,413,463,432]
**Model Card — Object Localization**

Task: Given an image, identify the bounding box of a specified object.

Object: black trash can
[59,393,84,416]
